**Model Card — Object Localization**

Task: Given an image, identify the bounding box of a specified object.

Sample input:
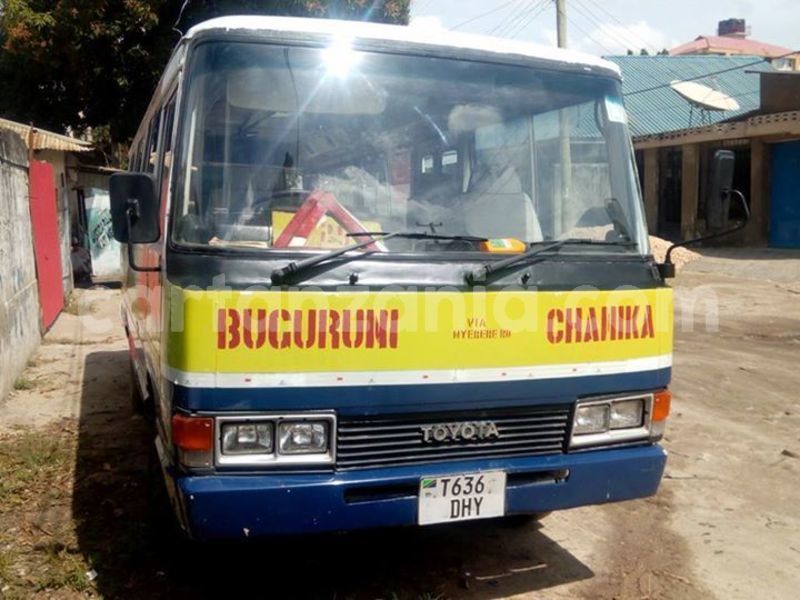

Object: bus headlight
[610,398,645,429]
[570,392,669,449]
[573,404,610,435]
[221,421,274,455]
[278,421,329,454]
[214,413,336,466]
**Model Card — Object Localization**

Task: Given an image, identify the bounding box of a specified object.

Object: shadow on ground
[73,351,593,599]
[75,278,122,290]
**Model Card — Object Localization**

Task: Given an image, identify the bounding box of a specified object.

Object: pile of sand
[649,235,700,270]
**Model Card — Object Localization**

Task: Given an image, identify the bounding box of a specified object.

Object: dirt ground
[0,248,798,599]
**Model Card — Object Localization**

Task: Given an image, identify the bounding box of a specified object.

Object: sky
[409,0,799,57]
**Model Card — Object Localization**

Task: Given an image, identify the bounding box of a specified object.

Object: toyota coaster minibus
[110,16,673,540]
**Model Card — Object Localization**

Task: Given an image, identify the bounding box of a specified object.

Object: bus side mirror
[706,149,735,231]
[110,173,161,272]
[657,149,749,280]
[110,173,159,243]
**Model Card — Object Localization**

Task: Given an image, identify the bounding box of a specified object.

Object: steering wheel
[272,189,378,249]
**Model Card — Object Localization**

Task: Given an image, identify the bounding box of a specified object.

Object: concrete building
[0,119,94,401]
[608,55,800,248]
[0,117,93,297]
[670,18,799,71]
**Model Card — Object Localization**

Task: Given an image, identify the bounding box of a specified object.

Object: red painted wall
[29,160,64,330]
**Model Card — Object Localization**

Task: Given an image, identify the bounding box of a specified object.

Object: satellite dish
[670,80,740,111]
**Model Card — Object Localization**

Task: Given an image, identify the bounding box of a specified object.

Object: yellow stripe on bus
[165,286,673,375]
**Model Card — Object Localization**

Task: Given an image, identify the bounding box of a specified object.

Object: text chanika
[546,305,655,344]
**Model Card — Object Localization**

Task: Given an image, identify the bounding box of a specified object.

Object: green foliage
[0,0,410,158]
[12,377,33,390]
[177,1,410,27]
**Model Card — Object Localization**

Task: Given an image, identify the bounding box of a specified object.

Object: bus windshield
[174,41,647,255]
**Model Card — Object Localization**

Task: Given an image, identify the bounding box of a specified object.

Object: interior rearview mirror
[110,172,160,244]
[706,149,735,231]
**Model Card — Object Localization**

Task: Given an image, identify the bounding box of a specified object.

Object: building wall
[0,131,42,401]
[36,149,74,298]
[760,74,800,113]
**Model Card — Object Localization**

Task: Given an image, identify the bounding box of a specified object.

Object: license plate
[418,471,506,525]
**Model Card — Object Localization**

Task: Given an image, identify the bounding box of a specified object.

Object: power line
[449,0,521,31]
[626,53,795,96]
[491,0,548,38]
[506,1,552,39]
[624,94,766,135]
[570,0,681,88]
[568,0,691,92]
[564,10,615,54]
[570,0,654,55]
[565,3,620,53]
[577,0,628,33]
[414,0,436,15]
[505,0,550,38]
[625,88,763,123]
[489,0,530,35]
[576,0,660,55]
[571,0,751,96]
[572,0,704,103]
[487,0,533,37]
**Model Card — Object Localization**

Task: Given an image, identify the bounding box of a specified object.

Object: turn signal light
[652,390,672,422]
[172,414,214,451]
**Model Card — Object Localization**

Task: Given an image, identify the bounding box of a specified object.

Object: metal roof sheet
[670,35,793,59]
[606,55,774,138]
[0,117,92,152]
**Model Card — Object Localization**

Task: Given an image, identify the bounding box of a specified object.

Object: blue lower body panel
[175,445,667,540]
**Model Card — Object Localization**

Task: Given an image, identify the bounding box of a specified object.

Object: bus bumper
[175,444,666,540]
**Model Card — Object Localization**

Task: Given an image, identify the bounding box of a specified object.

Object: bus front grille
[336,406,570,470]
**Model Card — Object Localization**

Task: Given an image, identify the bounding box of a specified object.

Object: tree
[0,1,409,160]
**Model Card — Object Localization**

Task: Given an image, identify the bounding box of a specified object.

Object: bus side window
[145,112,162,175]
[133,138,145,172]
[158,96,177,208]
[139,138,147,172]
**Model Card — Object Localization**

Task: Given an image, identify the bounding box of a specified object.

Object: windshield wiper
[271,231,487,284]
[466,238,638,285]
[271,231,400,284]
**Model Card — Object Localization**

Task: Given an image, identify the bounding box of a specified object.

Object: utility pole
[555,0,572,235]
[556,0,567,48]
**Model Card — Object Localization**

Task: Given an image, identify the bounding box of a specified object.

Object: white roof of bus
[186,16,620,76]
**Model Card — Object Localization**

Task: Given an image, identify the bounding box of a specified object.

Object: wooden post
[643,148,659,233]
[681,143,699,239]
